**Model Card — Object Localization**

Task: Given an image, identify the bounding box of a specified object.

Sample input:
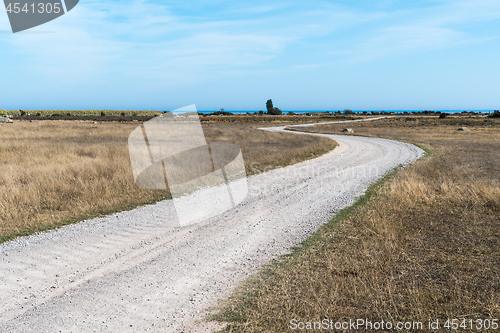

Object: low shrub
[488,110,500,118]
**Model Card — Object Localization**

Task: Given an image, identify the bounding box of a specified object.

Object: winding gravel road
[0,120,424,332]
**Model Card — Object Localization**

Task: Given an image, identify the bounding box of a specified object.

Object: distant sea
[197,110,495,114]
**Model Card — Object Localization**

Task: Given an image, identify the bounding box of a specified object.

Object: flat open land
[213,116,500,332]
[0,118,336,243]
[0,117,423,332]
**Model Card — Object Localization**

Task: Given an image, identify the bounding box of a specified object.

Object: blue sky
[0,0,499,111]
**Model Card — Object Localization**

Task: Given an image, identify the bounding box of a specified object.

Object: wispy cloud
[334,0,500,63]
[1,0,379,89]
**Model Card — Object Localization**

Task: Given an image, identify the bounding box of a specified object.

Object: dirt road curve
[0,122,424,332]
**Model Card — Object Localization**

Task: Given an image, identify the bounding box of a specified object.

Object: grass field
[0,109,163,116]
[211,116,500,332]
[0,118,336,243]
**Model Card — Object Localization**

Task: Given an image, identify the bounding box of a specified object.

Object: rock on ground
[0,117,13,123]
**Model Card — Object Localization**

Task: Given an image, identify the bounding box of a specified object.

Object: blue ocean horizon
[196,110,496,114]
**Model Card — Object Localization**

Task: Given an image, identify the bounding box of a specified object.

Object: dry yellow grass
[0,119,336,242]
[202,122,337,174]
[211,116,500,332]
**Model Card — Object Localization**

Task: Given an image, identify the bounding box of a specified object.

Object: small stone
[0,117,13,123]
[342,128,354,133]
[458,127,470,131]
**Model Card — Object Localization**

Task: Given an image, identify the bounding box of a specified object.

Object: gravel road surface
[0,122,424,332]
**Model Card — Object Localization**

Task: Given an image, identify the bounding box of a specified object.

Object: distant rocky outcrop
[0,117,13,123]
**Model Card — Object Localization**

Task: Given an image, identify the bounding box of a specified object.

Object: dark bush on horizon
[266,99,282,115]
[271,107,282,115]
[343,109,354,115]
[488,110,500,118]
[208,110,233,116]
[266,99,273,113]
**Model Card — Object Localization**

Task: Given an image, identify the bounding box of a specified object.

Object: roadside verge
[210,118,500,332]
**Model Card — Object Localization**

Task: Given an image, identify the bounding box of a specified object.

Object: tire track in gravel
[0,118,424,332]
